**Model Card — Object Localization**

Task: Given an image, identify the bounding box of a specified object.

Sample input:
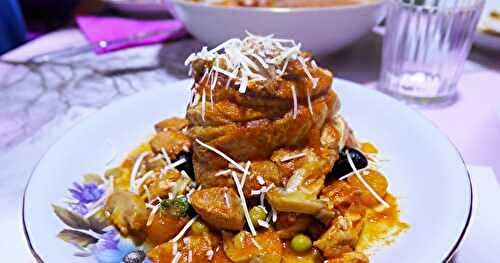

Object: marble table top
[1,28,499,262]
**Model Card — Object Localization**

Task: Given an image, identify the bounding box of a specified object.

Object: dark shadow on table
[157,38,203,79]
[468,47,500,72]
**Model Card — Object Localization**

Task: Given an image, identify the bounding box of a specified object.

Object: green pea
[249,206,267,226]
[291,234,312,252]
[191,220,209,235]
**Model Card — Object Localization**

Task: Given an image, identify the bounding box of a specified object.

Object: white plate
[23,79,471,262]
[170,0,386,54]
[475,0,500,52]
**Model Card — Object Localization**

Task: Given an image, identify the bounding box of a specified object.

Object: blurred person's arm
[0,0,26,54]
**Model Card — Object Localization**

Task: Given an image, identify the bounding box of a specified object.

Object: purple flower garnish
[69,182,105,204]
[69,203,89,215]
[91,229,137,263]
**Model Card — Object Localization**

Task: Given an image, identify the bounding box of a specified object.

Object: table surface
[1,28,499,262]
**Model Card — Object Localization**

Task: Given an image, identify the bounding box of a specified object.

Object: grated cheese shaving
[281,152,306,162]
[250,237,262,250]
[161,147,172,164]
[258,220,270,228]
[290,84,298,119]
[129,152,149,193]
[346,150,389,208]
[240,161,251,187]
[146,203,161,226]
[185,33,312,95]
[201,88,206,121]
[224,192,231,208]
[231,171,257,236]
[251,189,261,196]
[171,252,181,263]
[195,139,246,173]
[207,249,214,260]
[170,215,199,243]
[161,158,187,176]
[306,88,313,115]
[134,170,155,191]
[271,206,277,222]
[215,169,232,176]
[256,176,265,185]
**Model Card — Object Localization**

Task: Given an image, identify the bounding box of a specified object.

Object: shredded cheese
[146,203,161,226]
[161,158,187,176]
[251,189,261,196]
[195,139,246,173]
[250,237,263,250]
[185,33,313,95]
[281,152,306,162]
[290,84,298,119]
[215,169,232,176]
[207,250,214,260]
[129,152,149,193]
[256,176,265,185]
[258,220,270,228]
[346,149,389,208]
[170,215,199,243]
[171,252,181,263]
[240,161,251,187]
[134,170,155,191]
[306,88,313,115]
[224,192,231,208]
[161,147,172,164]
[231,171,257,236]
[201,87,206,121]
[271,206,277,222]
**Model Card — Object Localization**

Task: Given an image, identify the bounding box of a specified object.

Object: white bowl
[171,0,387,54]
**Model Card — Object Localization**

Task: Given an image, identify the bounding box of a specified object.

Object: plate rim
[22,78,473,263]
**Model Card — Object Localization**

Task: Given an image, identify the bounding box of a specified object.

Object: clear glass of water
[378,0,485,105]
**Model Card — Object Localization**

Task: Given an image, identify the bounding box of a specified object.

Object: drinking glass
[378,0,485,105]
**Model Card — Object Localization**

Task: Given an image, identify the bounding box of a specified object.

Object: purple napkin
[76,16,187,54]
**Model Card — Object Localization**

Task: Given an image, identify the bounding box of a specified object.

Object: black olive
[328,147,368,180]
[175,151,195,179]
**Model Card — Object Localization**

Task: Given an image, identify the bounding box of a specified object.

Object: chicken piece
[154,117,188,132]
[266,189,324,215]
[190,187,245,231]
[150,130,192,159]
[242,160,282,197]
[320,180,363,214]
[211,246,233,263]
[275,213,313,239]
[313,213,365,258]
[324,252,368,263]
[223,229,282,263]
[104,190,148,238]
[147,233,220,263]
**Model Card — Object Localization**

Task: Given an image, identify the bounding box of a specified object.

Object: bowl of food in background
[170,0,387,54]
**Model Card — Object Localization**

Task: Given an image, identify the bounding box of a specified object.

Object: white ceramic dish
[474,0,500,52]
[170,0,386,54]
[23,78,471,262]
